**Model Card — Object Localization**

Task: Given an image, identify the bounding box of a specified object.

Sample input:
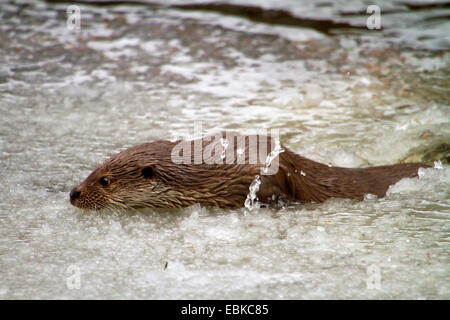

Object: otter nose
[70,188,81,202]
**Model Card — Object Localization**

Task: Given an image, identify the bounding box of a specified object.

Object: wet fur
[70,134,429,210]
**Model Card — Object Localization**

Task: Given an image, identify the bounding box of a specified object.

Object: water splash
[244,175,261,210]
[261,138,284,175]
[434,160,443,170]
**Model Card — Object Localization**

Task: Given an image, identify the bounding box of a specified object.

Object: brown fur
[70,134,429,211]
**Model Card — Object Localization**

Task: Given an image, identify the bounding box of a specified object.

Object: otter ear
[141,166,155,179]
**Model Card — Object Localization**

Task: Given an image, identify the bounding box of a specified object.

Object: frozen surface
[0,0,449,299]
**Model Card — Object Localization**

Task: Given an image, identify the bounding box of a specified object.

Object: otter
[70,133,429,211]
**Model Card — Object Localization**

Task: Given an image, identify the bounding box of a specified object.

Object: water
[0,0,449,299]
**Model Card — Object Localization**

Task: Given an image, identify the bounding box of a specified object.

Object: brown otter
[70,133,429,211]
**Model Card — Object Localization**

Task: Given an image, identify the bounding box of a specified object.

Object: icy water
[0,0,449,299]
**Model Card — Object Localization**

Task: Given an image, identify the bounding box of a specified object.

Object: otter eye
[100,177,110,187]
[141,166,154,179]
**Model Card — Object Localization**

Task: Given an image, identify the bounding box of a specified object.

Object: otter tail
[282,150,430,202]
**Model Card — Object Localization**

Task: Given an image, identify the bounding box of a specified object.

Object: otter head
[69,143,180,211]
